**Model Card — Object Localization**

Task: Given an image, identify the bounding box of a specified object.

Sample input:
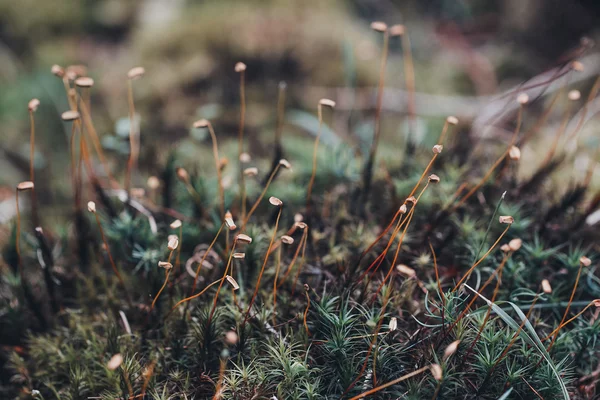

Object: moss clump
[1,25,600,400]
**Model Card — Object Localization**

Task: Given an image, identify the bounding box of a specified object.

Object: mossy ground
[1,6,600,400]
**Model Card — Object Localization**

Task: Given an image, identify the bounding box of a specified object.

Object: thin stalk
[237,66,247,219]
[242,164,281,229]
[444,252,516,338]
[453,104,524,210]
[519,91,560,146]
[436,119,450,146]
[69,122,81,211]
[343,186,428,396]
[206,122,225,218]
[15,191,25,282]
[244,206,282,324]
[372,183,429,301]
[348,366,430,400]
[492,293,540,372]
[151,269,171,311]
[190,224,224,295]
[167,278,225,319]
[208,239,238,323]
[168,224,184,306]
[93,212,131,307]
[540,97,571,167]
[429,239,445,330]
[546,259,585,351]
[175,225,183,272]
[125,79,139,197]
[401,30,416,136]
[15,185,47,328]
[358,212,409,283]
[212,356,227,400]
[150,249,175,311]
[277,228,308,288]
[473,192,506,264]
[303,284,311,336]
[77,97,117,186]
[354,207,403,270]
[62,76,77,110]
[273,246,282,321]
[306,102,332,212]
[237,68,246,161]
[140,360,156,399]
[543,299,599,341]
[452,224,511,292]
[361,28,389,206]
[29,110,35,182]
[291,228,309,295]
[355,116,451,270]
[28,105,40,227]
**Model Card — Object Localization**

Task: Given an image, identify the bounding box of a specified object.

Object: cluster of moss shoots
[3,22,600,400]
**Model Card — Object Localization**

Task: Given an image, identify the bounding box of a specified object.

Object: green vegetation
[1,16,600,400]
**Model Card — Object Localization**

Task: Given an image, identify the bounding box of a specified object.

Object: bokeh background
[1,0,600,224]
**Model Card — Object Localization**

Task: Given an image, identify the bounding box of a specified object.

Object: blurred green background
[1,0,600,225]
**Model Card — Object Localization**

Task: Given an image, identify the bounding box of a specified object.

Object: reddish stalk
[442,250,516,339]
[291,228,310,295]
[303,284,311,337]
[193,119,225,218]
[361,22,390,206]
[348,366,431,400]
[235,62,247,219]
[190,223,224,296]
[451,223,512,292]
[429,239,445,331]
[343,181,433,396]
[354,207,403,269]
[358,210,409,283]
[399,26,417,136]
[242,160,289,229]
[428,239,444,306]
[166,278,225,320]
[306,99,335,213]
[355,117,454,269]
[372,182,430,302]
[543,299,600,341]
[212,355,227,400]
[63,111,83,212]
[244,202,283,324]
[208,238,239,323]
[278,227,308,289]
[273,246,283,318]
[546,257,590,351]
[77,96,118,186]
[453,98,526,210]
[125,68,145,197]
[150,239,177,311]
